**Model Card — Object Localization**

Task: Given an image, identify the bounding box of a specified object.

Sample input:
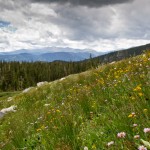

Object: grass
[0,91,21,109]
[0,51,150,150]
[0,91,20,99]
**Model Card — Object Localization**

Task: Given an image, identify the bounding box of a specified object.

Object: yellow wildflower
[133,85,141,91]
[138,93,143,96]
[143,109,148,113]
[36,128,41,132]
[41,125,45,129]
[128,114,133,118]
[131,96,135,100]
[56,109,61,113]
[47,111,51,114]
[128,112,136,118]
[92,144,96,149]
[115,76,119,79]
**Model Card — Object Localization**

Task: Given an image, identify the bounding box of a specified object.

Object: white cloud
[0,0,150,52]
[30,3,57,17]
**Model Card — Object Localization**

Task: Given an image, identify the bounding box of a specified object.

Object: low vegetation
[0,51,150,150]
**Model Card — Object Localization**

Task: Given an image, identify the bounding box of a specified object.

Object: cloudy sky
[0,0,150,52]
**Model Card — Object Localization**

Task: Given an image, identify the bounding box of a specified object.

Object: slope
[0,51,150,150]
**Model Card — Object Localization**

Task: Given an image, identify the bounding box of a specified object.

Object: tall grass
[0,51,150,150]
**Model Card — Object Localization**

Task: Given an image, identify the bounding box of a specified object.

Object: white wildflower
[44,104,50,107]
[107,141,114,147]
[84,146,88,150]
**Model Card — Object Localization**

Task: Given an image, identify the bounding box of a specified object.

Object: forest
[0,59,98,91]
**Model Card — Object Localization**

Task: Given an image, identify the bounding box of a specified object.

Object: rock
[37,81,48,87]
[7,97,13,102]
[1,105,17,114]
[60,77,65,81]
[110,61,116,64]
[22,87,33,93]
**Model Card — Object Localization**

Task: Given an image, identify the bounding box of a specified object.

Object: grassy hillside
[0,51,150,150]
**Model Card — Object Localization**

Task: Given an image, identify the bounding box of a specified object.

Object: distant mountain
[37,52,93,62]
[0,43,149,62]
[0,47,104,62]
[0,53,35,62]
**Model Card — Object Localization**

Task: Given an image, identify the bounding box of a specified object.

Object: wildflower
[37,116,42,120]
[133,124,138,127]
[56,109,61,113]
[107,141,114,147]
[143,109,148,113]
[128,114,133,118]
[138,145,147,150]
[133,85,142,91]
[36,128,41,132]
[143,54,146,57]
[115,76,119,79]
[117,132,126,138]
[44,104,50,107]
[84,146,88,150]
[41,125,45,129]
[144,128,150,133]
[134,135,140,139]
[138,93,143,96]
[131,96,136,100]
[92,144,96,149]
[134,86,141,91]
[128,112,136,118]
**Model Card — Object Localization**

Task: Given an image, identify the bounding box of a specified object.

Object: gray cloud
[0,0,150,52]
[30,0,133,7]
[52,6,113,41]
[53,0,150,41]
[0,0,28,11]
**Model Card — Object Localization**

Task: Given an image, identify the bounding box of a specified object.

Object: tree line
[0,59,99,91]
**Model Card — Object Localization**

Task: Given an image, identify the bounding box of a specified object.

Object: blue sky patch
[0,20,11,28]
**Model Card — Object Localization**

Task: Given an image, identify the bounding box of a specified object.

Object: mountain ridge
[0,47,104,62]
[0,43,150,62]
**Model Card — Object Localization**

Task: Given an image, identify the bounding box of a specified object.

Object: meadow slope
[0,51,150,150]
